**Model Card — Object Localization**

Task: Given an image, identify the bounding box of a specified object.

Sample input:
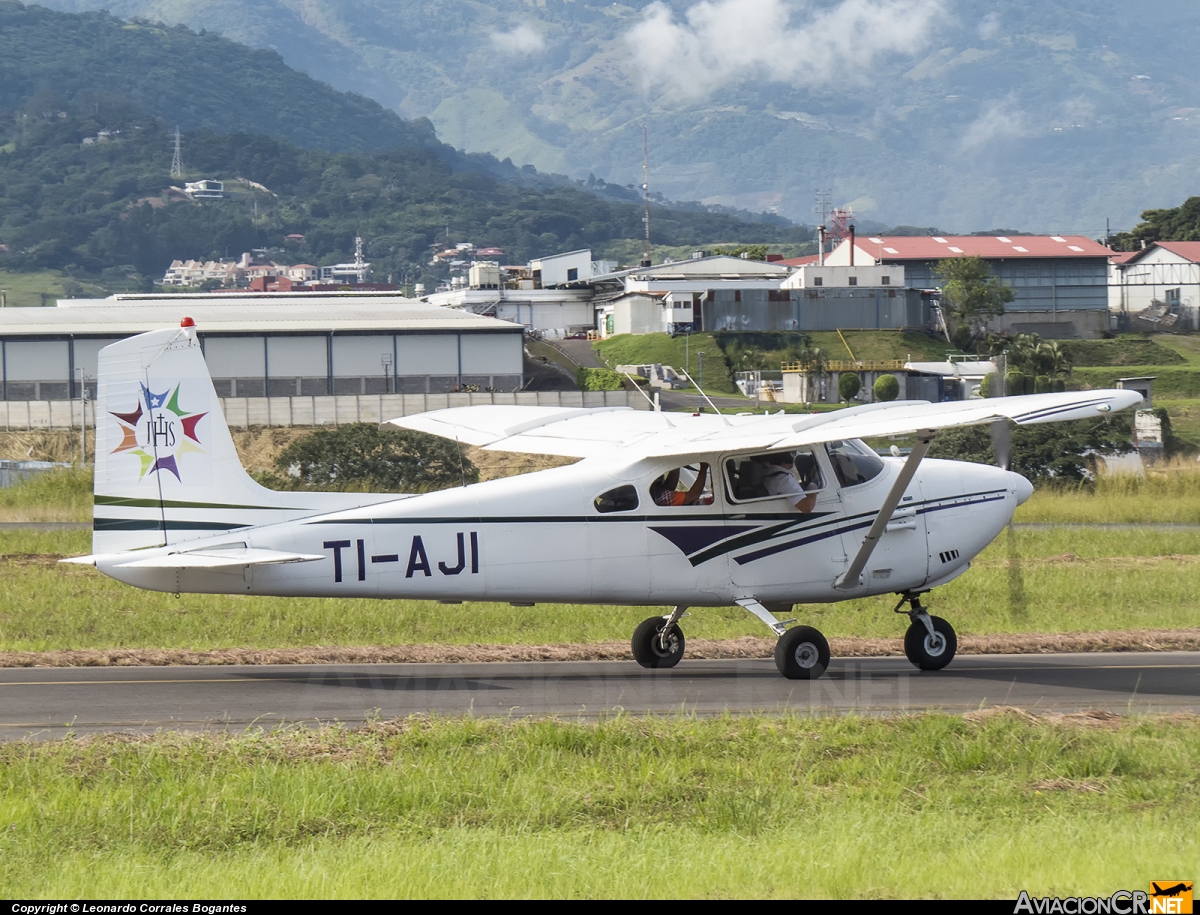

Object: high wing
[389,404,725,457]
[387,390,1143,461]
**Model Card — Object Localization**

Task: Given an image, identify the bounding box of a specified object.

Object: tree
[873,373,899,402]
[268,423,476,492]
[927,417,1133,485]
[838,372,861,403]
[934,256,1014,342]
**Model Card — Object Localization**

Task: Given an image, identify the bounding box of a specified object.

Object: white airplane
[67,321,1141,679]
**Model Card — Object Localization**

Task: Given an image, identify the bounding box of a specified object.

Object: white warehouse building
[0,295,525,401]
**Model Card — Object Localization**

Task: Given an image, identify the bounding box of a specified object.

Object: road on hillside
[3,653,1197,739]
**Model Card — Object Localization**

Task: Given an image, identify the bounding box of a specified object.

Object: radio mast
[641,124,652,267]
[170,126,183,179]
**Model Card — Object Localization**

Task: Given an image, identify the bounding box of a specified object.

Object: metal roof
[0,300,522,337]
[843,235,1114,260]
[1125,241,1200,265]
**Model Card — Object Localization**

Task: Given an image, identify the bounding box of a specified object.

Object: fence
[0,390,650,431]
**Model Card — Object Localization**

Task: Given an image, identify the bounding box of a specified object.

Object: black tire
[903,615,957,671]
[774,625,830,680]
[631,616,685,669]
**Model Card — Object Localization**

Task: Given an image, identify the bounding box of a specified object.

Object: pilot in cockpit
[761,451,819,513]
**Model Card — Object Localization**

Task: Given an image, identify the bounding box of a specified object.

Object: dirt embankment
[3,630,1199,668]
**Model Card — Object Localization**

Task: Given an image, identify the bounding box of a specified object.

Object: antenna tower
[641,124,652,267]
[354,235,364,270]
[828,205,854,243]
[170,126,183,179]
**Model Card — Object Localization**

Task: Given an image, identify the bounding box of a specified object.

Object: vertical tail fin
[93,321,386,553]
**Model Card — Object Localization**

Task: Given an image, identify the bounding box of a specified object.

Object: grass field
[0,268,107,308]
[0,714,1195,897]
[2,524,1196,651]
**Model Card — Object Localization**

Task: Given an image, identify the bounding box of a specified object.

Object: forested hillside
[0,114,809,289]
[0,0,811,290]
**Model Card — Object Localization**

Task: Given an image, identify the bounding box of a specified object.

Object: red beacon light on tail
[180,316,195,328]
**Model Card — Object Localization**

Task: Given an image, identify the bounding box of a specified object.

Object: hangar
[0,295,525,401]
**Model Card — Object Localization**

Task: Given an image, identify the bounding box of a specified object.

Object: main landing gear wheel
[774,625,830,680]
[632,615,685,669]
[903,615,957,671]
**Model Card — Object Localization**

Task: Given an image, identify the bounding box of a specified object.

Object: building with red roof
[1109,240,1200,330]
[818,234,1116,338]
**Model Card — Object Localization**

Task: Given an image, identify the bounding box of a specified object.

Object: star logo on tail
[110,383,208,481]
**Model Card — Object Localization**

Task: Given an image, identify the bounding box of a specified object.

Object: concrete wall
[0,390,650,431]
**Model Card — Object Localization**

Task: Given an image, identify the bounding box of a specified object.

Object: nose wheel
[897,595,957,670]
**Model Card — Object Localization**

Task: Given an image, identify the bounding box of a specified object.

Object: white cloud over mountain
[625,0,944,98]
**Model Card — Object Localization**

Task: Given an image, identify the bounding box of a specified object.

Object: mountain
[38,0,1200,232]
[0,115,809,286]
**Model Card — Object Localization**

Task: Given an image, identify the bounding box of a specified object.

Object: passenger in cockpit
[650,463,712,506]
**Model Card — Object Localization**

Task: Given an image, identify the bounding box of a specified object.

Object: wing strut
[836,429,935,591]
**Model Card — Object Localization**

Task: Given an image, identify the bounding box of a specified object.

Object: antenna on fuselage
[678,368,729,424]
[622,371,660,412]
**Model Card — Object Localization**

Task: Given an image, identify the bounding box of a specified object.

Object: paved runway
[2,652,1198,738]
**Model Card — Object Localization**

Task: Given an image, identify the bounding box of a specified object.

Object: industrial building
[0,295,525,401]
[1109,241,1200,331]
[822,235,1114,338]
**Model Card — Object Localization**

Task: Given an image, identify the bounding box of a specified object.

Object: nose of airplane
[1008,471,1034,505]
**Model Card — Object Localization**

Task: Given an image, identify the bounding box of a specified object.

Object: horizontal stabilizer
[62,547,325,569]
[116,547,326,569]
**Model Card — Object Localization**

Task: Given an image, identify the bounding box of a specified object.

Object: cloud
[960,99,1027,151]
[624,0,943,99]
[490,25,545,54]
[978,12,1000,40]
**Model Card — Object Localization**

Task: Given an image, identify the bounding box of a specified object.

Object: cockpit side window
[824,439,885,487]
[724,449,824,503]
[594,485,639,513]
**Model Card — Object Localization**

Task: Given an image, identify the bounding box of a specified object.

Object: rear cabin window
[725,449,823,502]
[594,485,639,513]
[824,440,885,487]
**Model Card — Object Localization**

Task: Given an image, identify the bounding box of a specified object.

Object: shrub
[873,373,900,402]
[576,367,625,391]
[979,371,1000,398]
[267,423,476,492]
[838,372,861,403]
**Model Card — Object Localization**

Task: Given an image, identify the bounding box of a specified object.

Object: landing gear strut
[735,598,830,680]
[895,593,957,671]
[632,606,687,669]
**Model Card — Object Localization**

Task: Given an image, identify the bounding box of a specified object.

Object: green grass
[0,268,106,308]
[2,525,1197,651]
[1017,466,1200,523]
[1062,336,1186,367]
[806,330,957,363]
[594,333,737,394]
[1,715,1196,897]
[0,465,92,522]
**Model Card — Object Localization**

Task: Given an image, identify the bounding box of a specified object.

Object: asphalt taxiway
[2,652,1197,738]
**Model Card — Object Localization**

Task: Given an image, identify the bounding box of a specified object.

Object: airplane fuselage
[98,452,1030,607]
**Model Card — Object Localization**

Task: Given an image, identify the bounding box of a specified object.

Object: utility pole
[698,351,704,412]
